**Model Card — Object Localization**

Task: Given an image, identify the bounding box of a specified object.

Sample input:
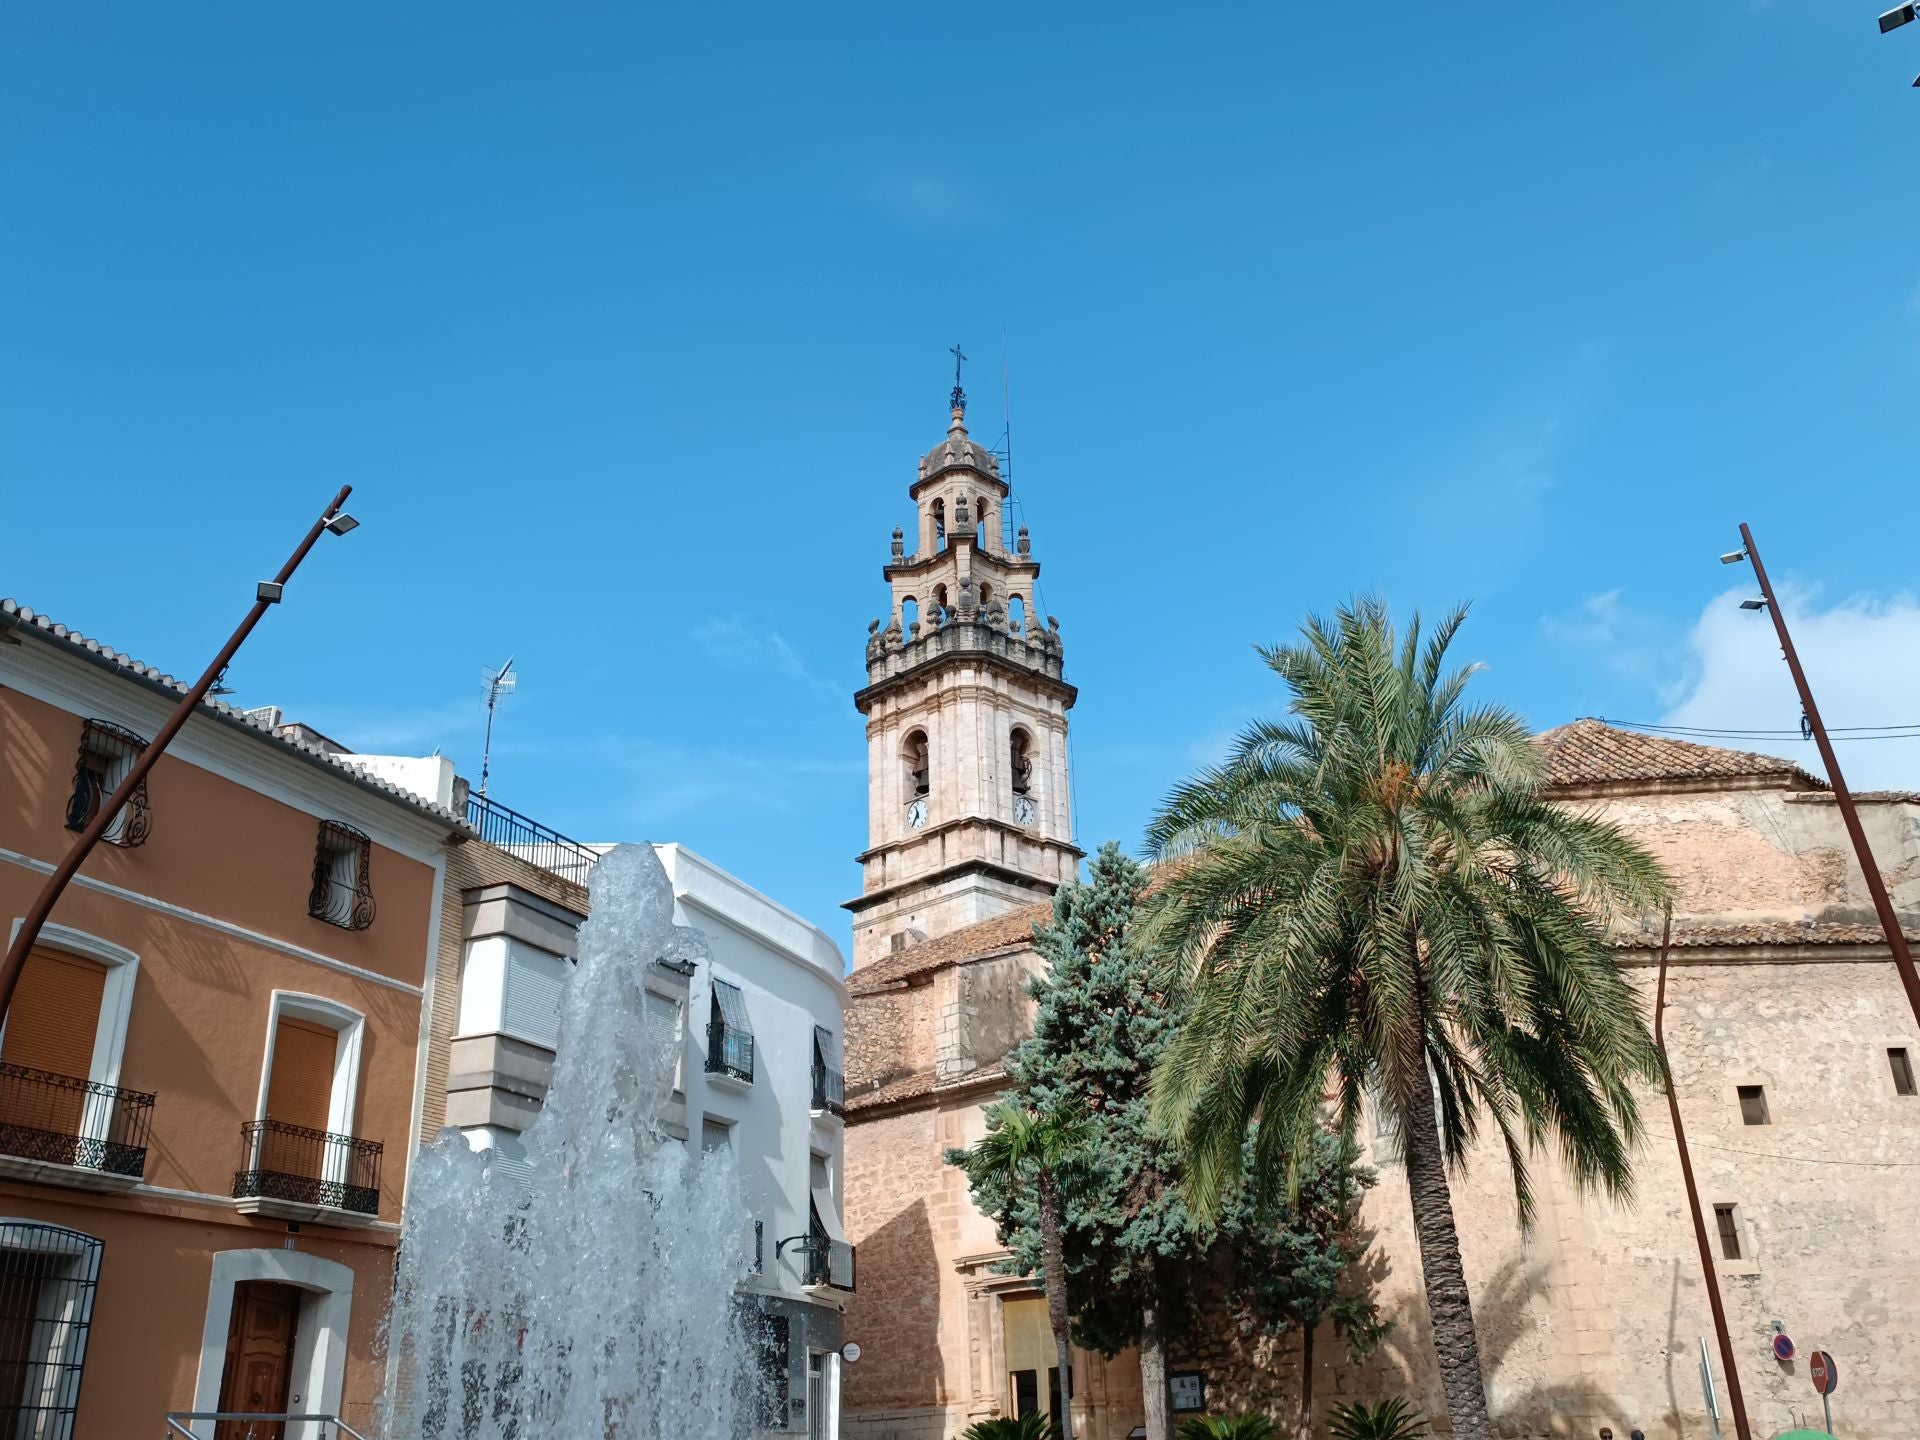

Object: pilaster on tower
[846,368,1081,970]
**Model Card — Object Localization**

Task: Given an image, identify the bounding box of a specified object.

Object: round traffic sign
[1771,1333,1795,1362]
[1808,1350,1838,1395]
[841,1341,862,1364]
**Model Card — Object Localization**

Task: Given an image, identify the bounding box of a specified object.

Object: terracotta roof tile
[845,1061,1006,1115]
[1612,921,1920,951]
[1535,719,1820,792]
[847,901,1052,995]
[1,597,468,829]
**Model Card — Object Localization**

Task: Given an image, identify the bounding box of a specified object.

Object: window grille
[64,719,151,848]
[1713,1204,1742,1261]
[811,1027,844,1117]
[309,821,375,931]
[706,980,754,1083]
[0,1222,103,1439]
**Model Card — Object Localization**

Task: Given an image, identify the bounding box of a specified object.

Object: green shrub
[1176,1414,1277,1440]
[1325,1398,1427,1440]
[962,1414,1060,1440]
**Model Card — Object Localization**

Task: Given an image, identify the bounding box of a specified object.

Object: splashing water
[383,845,754,1438]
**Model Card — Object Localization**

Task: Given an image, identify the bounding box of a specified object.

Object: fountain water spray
[383,846,755,1438]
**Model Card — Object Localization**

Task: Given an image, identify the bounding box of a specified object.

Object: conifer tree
[950,843,1382,1440]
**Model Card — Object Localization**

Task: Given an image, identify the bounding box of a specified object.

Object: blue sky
[5,4,1918,960]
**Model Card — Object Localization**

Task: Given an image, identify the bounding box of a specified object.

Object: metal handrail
[164,1414,372,1439]
[465,791,599,882]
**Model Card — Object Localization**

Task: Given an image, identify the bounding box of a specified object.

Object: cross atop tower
[948,343,968,423]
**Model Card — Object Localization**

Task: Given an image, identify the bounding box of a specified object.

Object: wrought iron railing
[800,1231,856,1291]
[309,820,375,931]
[706,1019,755,1083]
[811,1061,845,1117]
[465,792,600,884]
[233,1119,382,1215]
[65,717,152,848]
[0,1062,153,1178]
[165,1414,372,1439]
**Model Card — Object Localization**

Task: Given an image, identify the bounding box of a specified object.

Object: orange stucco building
[0,598,464,1437]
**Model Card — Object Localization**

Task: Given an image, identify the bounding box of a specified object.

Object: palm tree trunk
[1294,1322,1314,1440]
[1139,1298,1170,1440]
[1401,1097,1495,1440]
[1037,1175,1074,1440]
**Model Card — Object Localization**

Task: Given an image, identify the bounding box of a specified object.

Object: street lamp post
[1725,523,1920,1035]
[0,485,360,1022]
[1653,912,1753,1440]
[1878,4,1920,84]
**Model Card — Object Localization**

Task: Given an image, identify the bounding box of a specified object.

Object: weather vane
[949,342,968,418]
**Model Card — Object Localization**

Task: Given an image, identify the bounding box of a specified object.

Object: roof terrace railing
[466,792,600,884]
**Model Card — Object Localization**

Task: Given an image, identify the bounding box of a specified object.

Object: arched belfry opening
[1009,729,1033,796]
[903,730,931,800]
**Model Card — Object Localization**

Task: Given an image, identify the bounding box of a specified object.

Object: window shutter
[1,951,107,1081]
[266,1017,337,1133]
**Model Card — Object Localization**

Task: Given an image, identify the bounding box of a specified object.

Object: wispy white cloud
[526,733,862,830]
[691,616,842,699]
[1660,586,1920,790]
[1537,588,1679,687]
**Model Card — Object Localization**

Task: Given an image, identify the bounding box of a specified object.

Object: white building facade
[441,834,853,1440]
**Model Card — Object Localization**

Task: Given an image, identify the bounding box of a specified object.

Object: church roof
[1535,718,1822,793]
[847,900,1052,996]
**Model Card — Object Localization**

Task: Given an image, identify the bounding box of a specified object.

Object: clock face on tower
[1012,794,1036,825]
[906,799,929,829]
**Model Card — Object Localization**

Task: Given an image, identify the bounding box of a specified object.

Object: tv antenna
[479,657,516,801]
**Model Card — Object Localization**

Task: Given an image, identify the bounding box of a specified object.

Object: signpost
[1698,1338,1725,1440]
[1808,1350,1838,1436]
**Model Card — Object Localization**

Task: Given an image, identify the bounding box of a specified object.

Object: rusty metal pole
[0,485,355,1020]
[1738,523,1920,1034]
[1653,912,1753,1440]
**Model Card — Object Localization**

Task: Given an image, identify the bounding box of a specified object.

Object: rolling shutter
[266,1017,337,1133]
[1,950,107,1081]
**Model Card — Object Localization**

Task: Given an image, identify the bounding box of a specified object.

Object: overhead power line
[1594,717,1920,742]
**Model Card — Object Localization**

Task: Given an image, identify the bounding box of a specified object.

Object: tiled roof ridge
[1536,717,1823,791]
[1612,919,1920,950]
[1,597,468,829]
[847,899,1053,995]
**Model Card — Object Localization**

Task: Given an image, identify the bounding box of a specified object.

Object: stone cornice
[842,852,1076,914]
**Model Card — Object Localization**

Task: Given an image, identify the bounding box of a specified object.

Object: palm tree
[953,1101,1088,1440]
[1143,599,1670,1440]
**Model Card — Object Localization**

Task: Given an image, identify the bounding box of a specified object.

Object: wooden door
[217,1282,302,1440]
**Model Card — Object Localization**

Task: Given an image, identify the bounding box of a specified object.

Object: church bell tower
[846,354,1081,970]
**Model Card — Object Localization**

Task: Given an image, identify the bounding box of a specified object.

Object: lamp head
[325,512,360,536]
[1880,4,1917,32]
[1720,549,1747,565]
[1739,598,1768,611]
[257,581,285,604]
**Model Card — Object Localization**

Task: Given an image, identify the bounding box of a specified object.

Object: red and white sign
[1809,1350,1839,1395]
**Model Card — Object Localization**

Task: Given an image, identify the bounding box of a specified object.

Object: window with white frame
[0,925,144,1179]
[0,1220,104,1439]
[308,821,375,931]
[643,988,685,1096]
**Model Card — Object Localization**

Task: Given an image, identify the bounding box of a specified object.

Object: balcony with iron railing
[801,1227,856,1292]
[232,1118,383,1225]
[465,792,600,885]
[0,1062,154,1192]
[811,1059,845,1119]
[706,1019,755,1086]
